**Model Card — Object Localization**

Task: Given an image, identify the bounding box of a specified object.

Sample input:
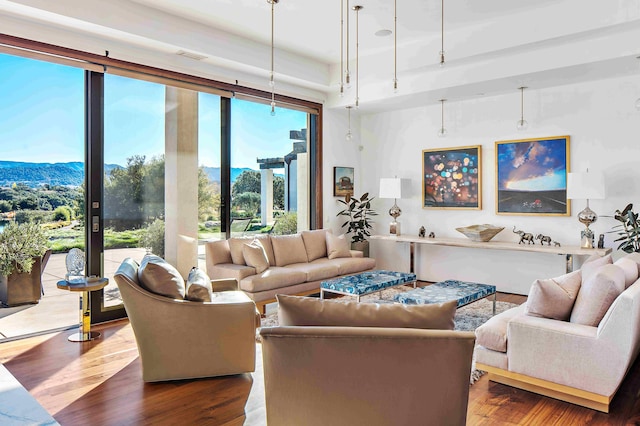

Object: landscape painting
[334,167,354,197]
[495,136,570,215]
[422,145,481,209]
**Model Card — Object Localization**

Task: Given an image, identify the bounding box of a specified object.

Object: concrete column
[297,152,309,232]
[164,86,198,279]
[260,169,274,226]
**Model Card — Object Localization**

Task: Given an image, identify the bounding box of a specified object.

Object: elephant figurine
[535,234,552,246]
[513,226,535,245]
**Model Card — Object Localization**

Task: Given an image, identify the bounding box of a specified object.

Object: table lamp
[379,177,403,236]
[566,170,605,248]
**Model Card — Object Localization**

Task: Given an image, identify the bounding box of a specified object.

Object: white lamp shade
[566,171,605,200]
[379,178,402,199]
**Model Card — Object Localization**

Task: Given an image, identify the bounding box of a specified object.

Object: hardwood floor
[1,291,640,425]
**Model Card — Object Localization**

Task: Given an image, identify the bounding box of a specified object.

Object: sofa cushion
[614,256,639,288]
[284,262,340,282]
[623,252,640,273]
[277,294,457,330]
[524,270,581,321]
[239,267,307,293]
[242,240,270,274]
[185,267,213,302]
[570,264,625,326]
[301,229,331,262]
[228,237,253,265]
[326,233,351,259]
[312,257,376,275]
[137,254,185,299]
[271,234,308,267]
[581,253,612,281]
[475,304,526,352]
[205,240,232,265]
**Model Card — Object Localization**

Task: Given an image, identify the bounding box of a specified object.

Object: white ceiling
[1,0,640,112]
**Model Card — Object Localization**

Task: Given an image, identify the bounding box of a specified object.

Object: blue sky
[496,138,567,191]
[0,53,307,169]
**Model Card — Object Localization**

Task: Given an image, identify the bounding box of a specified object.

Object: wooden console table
[371,235,611,274]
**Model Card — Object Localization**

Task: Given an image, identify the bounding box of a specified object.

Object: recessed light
[375,29,392,37]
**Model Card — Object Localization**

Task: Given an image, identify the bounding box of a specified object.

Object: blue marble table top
[321,270,417,295]
[394,280,496,307]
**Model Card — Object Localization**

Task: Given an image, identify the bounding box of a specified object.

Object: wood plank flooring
[1,291,640,425]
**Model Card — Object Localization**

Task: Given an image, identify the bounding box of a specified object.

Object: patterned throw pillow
[185,266,213,302]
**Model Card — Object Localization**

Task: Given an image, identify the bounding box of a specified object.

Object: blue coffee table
[320,270,417,302]
[394,280,497,314]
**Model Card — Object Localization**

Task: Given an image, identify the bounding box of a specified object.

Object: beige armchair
[114,258,258,382]
[260,295,476,426]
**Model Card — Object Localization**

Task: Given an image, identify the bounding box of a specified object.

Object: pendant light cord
[394,0,397,91]
[346,0,350,84]
[340,0,344,94]
[440,0,445,66]
[355,5,361,107]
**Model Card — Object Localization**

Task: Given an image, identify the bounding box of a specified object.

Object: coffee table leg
[493,293,497,316]
[320,289,325,299]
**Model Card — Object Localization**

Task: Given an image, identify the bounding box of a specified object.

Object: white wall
[324,75,640,294]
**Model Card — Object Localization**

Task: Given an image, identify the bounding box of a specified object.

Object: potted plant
[611,203,640,253]
[337,192,377,257]
[0,222,51,306]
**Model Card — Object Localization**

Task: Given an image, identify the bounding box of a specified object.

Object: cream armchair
[260,295,476,426]
[114,258,258,382]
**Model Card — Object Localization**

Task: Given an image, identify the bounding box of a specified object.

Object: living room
[1,0,640,425]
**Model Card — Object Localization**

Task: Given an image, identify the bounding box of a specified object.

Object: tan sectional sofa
[475,252,640,413]
[205,229,376,313]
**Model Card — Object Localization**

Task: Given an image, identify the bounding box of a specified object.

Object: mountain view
[0,161,255,187]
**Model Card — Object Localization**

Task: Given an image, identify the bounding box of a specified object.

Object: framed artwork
[333,166,354,197]
[422,145,482,209]
[495,135,570,216]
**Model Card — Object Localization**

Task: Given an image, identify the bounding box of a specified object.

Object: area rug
[256,286,519,384]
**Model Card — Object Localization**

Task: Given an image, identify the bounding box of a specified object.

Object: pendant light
[437,99,447,137]
[345,106,353,141]
[340,0,344,96]
[635,56,640,110]
[517,86,528,131]
[345,0,351,88]
[353,5,363,108]
[267,0,278,116]
[393,0,398,92]
[439,0,445,67]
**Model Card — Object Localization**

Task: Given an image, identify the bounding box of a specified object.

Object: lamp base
[390,221,401,237]
[581,227,594,249]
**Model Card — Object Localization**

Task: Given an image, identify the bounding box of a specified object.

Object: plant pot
[0,254,46,307]
[351,241,370,258]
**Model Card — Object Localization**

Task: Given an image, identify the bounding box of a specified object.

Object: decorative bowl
[455,224,504,242]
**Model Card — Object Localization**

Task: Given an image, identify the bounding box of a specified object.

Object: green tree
[0,200,11,213]
[232,170,261,196]
[234,192,261,218]
[274,176,284,210]
[198,168,220,221]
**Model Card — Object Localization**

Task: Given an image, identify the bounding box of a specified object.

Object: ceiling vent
[176,50,207,61]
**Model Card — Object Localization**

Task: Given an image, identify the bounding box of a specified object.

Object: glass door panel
[0,53,85,338]
[230,99,308,236]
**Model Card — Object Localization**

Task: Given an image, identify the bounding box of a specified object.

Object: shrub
[15,210,52,224]
[272,212,297,235]
[139,219,165,258]
[53,206,72,221]
[0,222,49,276]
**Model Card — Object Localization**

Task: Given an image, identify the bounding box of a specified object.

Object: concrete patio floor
[0,247,148,340]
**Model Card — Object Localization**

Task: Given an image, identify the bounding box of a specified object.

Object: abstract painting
[422,145,481,209]
[495,136,570,215]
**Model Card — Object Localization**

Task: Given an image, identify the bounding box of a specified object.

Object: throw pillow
[580,253,612,282]
[185,267,213,302]
[271,234,308,266]
[301,229,331,261]
[242,240,270,274]
[614,256,639,288]
[524,270,581,321]
[137,254,185,299]
[326,233,351,259]
[228,237,254,265]
[570,263,625,326]
[277,294,457,330]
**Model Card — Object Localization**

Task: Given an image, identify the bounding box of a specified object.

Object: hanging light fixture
[345,0,351,89]
[345,105,353,141]
[340,0,345,96]
[517,86,528,130]
[393,0,398,92]
[635,56,640,111]
[439,0,445,67]
[353,5,363,108]
[267,0,278,116]
[437,99,447,137]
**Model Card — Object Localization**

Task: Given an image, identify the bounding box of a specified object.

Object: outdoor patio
[0,246,207,341]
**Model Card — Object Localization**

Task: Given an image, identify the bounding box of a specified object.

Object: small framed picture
[495,135,570,216]
[422,145,482,209]
[333,166,354,197]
